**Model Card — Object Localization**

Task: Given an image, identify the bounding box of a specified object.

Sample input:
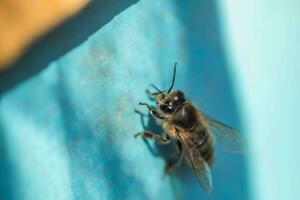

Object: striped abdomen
[190,127,214,166]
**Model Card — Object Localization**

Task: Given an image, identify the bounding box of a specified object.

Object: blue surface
[218,1,300,200]
[0,1,249,200]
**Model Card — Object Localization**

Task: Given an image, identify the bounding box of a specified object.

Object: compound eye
[160,104,174,114]
[177,91,185,98]
[174,91,185,103]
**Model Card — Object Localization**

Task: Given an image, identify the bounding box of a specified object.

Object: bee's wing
[203,114,247,153]
[177,130,212,193]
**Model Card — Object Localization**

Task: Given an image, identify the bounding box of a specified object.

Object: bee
[135,62,245,193]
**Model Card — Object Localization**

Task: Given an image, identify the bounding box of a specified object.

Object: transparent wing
[177,130,212,194]
[203,114,247,153]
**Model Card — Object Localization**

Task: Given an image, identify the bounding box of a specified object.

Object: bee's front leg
[145,89,162,100]
[135,131,171,144]
[139,102,165,120]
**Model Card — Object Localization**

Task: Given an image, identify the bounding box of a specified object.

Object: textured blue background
[0,0,299,200]
[1,0,249,199]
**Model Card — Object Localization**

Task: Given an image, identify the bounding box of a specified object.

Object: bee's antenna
[151,84,165,98]
[167,62,177,93]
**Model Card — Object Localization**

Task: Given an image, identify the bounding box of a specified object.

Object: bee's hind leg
[135,131,171,144]
[165,140,183,172]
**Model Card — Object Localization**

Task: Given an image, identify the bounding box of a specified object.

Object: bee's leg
[146,89,155,99]
[135,131,171,144]
[139,102,165,120]
[145,89,161,100]
[165,140,183,172]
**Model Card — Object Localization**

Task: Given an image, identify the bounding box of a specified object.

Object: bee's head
[151,62,186,114]
[156,90,185,114]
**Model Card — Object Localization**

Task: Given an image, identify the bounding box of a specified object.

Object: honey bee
[135,62,245,194]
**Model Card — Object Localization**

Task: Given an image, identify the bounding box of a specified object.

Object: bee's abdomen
[193,128,214,166]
